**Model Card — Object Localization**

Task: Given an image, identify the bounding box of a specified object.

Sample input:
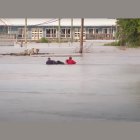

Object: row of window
[18,28,114,34]
[17,28,115,39]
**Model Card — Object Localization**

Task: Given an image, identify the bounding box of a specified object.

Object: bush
[104,41,121,46]
[39,37,48,43]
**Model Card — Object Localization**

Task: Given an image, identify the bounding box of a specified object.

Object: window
[95,29,99,34]
[46,28,57,38]
[61,29,65,37]
[108,28,113,34]
[89,29,93,34]
[61,29,65,34]
[66,29,70,38]
[46,29,51,37]
[52,29,56,37]
[46,29,51,34]
[103,28,107,34]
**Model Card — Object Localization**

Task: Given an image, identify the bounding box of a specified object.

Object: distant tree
[116,19,140,47]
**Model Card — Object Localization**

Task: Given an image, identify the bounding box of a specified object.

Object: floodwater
[0,42,140,122]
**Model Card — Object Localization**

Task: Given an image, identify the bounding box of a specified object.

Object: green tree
[117,19,140,47]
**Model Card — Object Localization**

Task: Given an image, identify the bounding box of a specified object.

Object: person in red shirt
[66,56,76,64]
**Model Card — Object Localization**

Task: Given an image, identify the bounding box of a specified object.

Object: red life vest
[66,59,76,64]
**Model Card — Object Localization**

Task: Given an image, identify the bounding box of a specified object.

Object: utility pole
[58,18,61,44]
[38,28,39,41]
[25,17,27,46]
[79,18,84,53]
[71,18,73,43]
[8,26,10,34]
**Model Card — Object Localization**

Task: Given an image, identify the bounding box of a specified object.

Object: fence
[86,34,114,40]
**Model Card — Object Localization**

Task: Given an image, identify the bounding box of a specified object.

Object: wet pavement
[0,42,140,122]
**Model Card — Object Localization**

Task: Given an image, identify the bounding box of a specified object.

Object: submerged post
[79,18,84,53]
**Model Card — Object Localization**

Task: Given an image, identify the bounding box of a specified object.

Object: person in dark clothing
[56,60,65,64]
[46,58,57,65]
[46,58,64,65]
[66,56,76,64]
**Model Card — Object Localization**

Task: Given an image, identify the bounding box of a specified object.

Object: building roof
[0,18,116,26]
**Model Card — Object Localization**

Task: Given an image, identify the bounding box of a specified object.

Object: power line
[31,18,55,26]
[0,18,59,26]
[3,18,13,26]
[0,19,7,26]
[33,19,58,26]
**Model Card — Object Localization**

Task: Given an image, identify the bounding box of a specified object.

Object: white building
[0,18,117,41]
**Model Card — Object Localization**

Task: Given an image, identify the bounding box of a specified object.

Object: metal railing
[86,33,114,40]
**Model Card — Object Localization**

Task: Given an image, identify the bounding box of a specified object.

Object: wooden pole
[71,18,73,43]
[25,18,27,46]
[79,18,84,53]
[38,28,39,40]
[58,18,61,44]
